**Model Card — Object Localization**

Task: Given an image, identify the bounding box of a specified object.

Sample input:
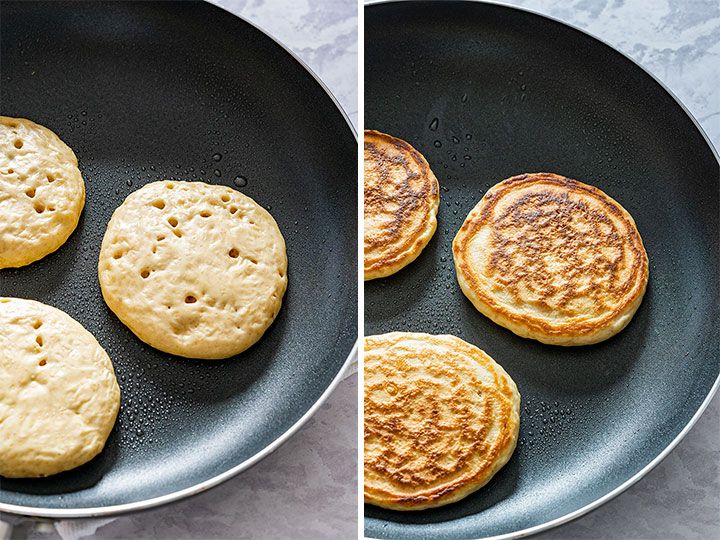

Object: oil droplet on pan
[429,118,439,131]
[233,175,248,187]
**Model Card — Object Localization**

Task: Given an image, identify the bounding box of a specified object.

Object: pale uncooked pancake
[453,172,649,345]
[364,332,520,510]
[364,130,439,280]
[98,180,287,359]
[0,297,120,478]
[0,116,85,268]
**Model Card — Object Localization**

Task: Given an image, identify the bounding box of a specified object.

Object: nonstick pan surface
[364,1,719,538]
[0,1,356,515]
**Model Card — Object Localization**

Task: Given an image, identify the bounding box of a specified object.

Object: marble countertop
[2,1,358,540]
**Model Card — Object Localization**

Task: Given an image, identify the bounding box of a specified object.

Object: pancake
[98,180,287,360]
[453,172,649,345]
[364,130,439,280]
[0,297,120,478]
[0,116,85,268]
[364,332,520,510]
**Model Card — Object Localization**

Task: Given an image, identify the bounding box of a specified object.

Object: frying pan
[364,1,719,538]
[0,0,356,517]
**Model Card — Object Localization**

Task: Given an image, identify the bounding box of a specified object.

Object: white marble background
[3,1,358,540]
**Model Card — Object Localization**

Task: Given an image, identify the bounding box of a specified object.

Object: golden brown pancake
[364,332,520,510]
[364,130,439,280]
[453,173,649,345]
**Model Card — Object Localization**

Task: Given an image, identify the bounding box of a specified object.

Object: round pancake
[453,172,649,346]
[0,116,85,268]
[98,180,287,360]
[364,332,520,511]
[0,297,120,478]
[364,130,439,280]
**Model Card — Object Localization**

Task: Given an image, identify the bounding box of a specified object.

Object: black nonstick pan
[0,0,356,516]
[364,1,719,539]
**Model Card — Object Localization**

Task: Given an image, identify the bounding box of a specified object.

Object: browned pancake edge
[364,130,439,279]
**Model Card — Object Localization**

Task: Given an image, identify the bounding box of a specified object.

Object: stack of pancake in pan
[363,130,648,510]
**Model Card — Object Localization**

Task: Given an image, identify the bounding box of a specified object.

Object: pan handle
[0,518,13,540]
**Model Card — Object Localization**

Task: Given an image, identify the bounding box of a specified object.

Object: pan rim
[0,0,358,519]
[363,1,720,539]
